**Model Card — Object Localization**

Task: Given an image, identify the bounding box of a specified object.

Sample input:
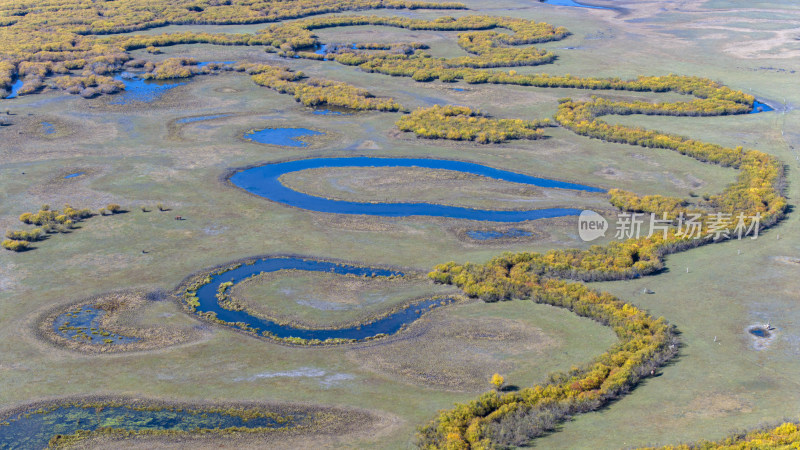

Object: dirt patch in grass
[347,313,556,392]
[0,113,115,163]
[773,255,800,266]
[682,392,753,419]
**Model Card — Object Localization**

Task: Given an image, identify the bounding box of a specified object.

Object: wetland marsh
[2,0,799,448]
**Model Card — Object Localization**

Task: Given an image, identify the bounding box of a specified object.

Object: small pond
[313,43,358,60]
[63,172,85,179]
[748,326,771,338]
[751,100,774,114]
[41,122,56,134]
[109,74,186,104]
[244,127,324,147]
[52,306,139,345]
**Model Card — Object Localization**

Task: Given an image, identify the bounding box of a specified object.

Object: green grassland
[278,166,611,211]
[227,270,458,326]
[1,0,800,447]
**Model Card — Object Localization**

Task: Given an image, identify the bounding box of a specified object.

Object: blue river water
[543,0,611,9]
[190,257,454,341]
[230,157,603,222]
[109,74,186,104]
[244,127,324,147]
[3,79,24,99]
[751,100,774,114]
[314,44,329,55]
[64,172,85,179]
[313,43,358,60]
[0,403,298,448]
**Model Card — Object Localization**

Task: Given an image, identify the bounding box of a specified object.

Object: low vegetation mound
[397,105,550,143]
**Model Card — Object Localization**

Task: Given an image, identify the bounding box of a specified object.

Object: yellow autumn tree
[490,373,504,391]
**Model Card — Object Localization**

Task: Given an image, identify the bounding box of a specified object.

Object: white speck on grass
[235,367,354,387]
[319,373,355,387]
[203,225,228,235]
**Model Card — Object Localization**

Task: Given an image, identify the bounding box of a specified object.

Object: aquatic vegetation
[0,398,304,449]
[0,1,791,447]
[465,229,532,240]
[397,105,550,143]
[312,108,349,115]
[39,291,203,353]
[53,306,139,345]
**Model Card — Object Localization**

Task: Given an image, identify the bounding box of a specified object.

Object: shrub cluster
[3,204,95,252]
[0,0,464,98]
[416,69,786,450]
[244,63,401,111]
[555,94,785,228]
[52,74,124,97]
[397,105,549,143]
[420,260,677,449]
[639,421,800,449]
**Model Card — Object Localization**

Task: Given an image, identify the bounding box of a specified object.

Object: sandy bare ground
[571,0,800,60]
